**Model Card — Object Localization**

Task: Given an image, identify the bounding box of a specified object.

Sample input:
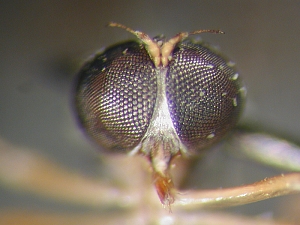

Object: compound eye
[75,41,157,152]
[166,42,244,151]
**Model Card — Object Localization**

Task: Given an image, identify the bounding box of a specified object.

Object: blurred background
[0,0,300,223]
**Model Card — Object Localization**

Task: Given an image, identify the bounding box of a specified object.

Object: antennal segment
[108,22,161,67]
[161,29,224,67]
[108,22,224,68]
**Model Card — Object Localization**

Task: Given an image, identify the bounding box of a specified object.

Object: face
[74,23,245,206]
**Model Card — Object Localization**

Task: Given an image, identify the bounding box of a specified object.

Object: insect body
[75,23,244,206]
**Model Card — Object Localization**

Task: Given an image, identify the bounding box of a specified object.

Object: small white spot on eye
[101,67,106,72]
[232,97,237,107]
[239,87,247,96]
[122,48,128,54]
[206,64,214,69]
[218,65,224,70]
[231,73,239,80]
[227,61,235,67]
[207,133,215,139]
[222,92,227,96]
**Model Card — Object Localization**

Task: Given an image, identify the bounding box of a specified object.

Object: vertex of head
[108,22,224,68]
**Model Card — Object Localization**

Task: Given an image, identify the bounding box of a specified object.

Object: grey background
[1,0,300,222]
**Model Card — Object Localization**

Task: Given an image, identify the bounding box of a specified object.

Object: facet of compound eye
[75,25,244,154]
